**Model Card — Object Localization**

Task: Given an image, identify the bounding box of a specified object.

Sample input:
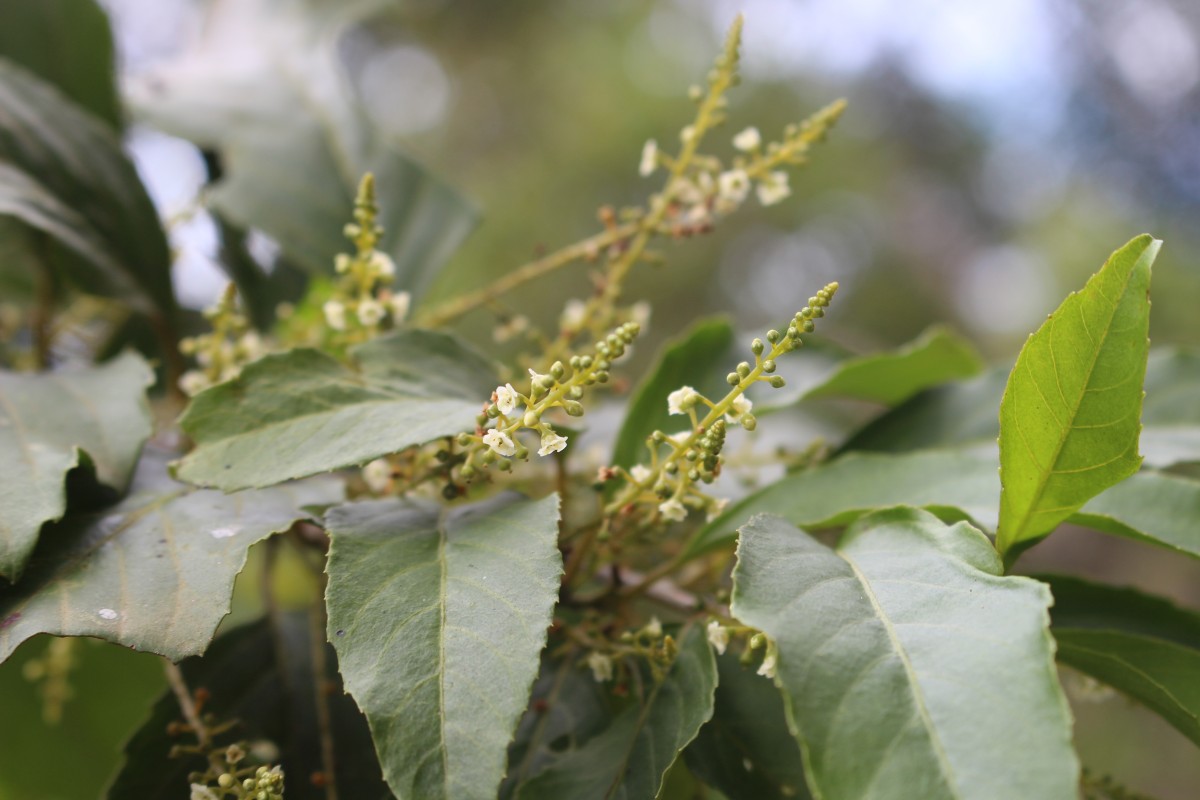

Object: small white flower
[482,429,517,457]
[538,428,569,456]
[706,620,729,655]
[357,298,386,326]
[659,497,688,522]
[323,299,347,331]
[757,650,778,680]
[680,124,696,143]
[494,383,519,416]
[190,786,219,800]
[639,139,658,177]
[717,169,751,206]
[706,497,730,522]
[629,301,652,329]
[669,431,692,446]
[756,171,791,206]
[362,459,392,493]
[368,250,396,278]
[667,385,700,415]
[179,370,208,396]
[733,126,762,152]
[674,178,703,205]
[334,254,352,274]
[492,314,529,343]
[644,616,662,637]
[390,291,411,322]
[528,367,551,384]
[726,394,753,423]
[237,331,265,360]
[586,651,614,683]
[630,464,653,484]
[560,298,587,330]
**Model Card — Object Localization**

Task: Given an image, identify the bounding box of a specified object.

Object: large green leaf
[0,0,121,129]
[127,0,476,300]
[997,235,1158,560]
[514,626,717,800]
[1043,575,1200,746]
[108,614,392,799]
[612,317,733,470]
[0,449,340,663]
[0,59,174,315]
[176,329,496,490]
[731,509,1079,800]
[0,352,153,581]
[325,493,562,800]
[684,651,811,800]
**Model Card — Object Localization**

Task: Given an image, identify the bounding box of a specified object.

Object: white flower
[726,394,753,423]
[674,178,703,205]
[390,291,411,322]
[357,298,386,326]
[680,125,696,143]
[630,464,653,484]
[669,431,692,447]
[706,497,730,522]
[717,169,751,206]
[237,331,266,360]
[629,301,652,329]
[492,314,529,343]
[644,616,662,637]
[733,126,762,151]
[482,429,517,457]
[190,786,219,800]
[334,254,352,274]
[494,383,519,416]
[362,459,392,493]
[586,651,614,683]
[706,620,729,655]
[659,497,688,522]
[639,139,658,177]
[323,299,347,331]
[538,428,569,456]
[368,250,396,278]
[179,370,208,396]
[757,650,778,680]
[756,171,791,206]
[667,385,700,415]
[560,298,587,330]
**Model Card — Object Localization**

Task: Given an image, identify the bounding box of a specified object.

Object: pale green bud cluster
[188,743,283,800]
[179,283,269,396]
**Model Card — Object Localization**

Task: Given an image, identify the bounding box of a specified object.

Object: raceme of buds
[178,283,270,396]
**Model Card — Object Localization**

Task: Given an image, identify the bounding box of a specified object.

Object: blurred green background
[2,0,1199,796]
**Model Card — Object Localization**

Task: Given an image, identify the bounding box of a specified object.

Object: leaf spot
[210,527,239,539]
[98,608,118,620]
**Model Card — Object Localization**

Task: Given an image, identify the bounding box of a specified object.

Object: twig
[308,577,340,800]
[162,658,226,775]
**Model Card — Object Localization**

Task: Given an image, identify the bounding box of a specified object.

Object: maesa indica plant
[0,7,1195,800]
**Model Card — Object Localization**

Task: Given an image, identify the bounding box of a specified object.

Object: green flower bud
[564,400,585,416]
[486,405,500,419]
[458,432,474,446]
[523,410,540,427]
[596,359,611,371]
[538,375,556,390]
[570,356,581,370]
[786,326,799,340]
[808,296,819,307]
[497,459,513,472]
[769,375,786,388]
[514,444,530,459]
[596,372,610,383]
[812,307,824,318]
[688,468,701,482]
[800,306,813,318]
[762,359,776,373]
[219,774,235,789]
[580,356,594,369]
[550,361,565,379]
[475,414,488,427]
[802,319,815,332]
[750,633,765,649]
[726,372,740,386]
[665,461,679,474]
[751,338,765,355]
[460,464,476,479]
[766,329,780,344]
[740,413,757,431]
[736,362,751,378]
[568,385,584,399]
[244,779,257,791]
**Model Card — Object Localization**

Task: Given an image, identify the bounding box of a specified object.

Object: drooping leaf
[799,325,983,406]
[731,510,1079,800]
[176,329,496,491]
[612,317,733,471]
[0,449,341,663]
[127,0,476,301]
[325,493,562,800]
[0,59,175,315]
[108,614,393,799]
[514,626,717,800]
[997,235,1158,560]
[1042,575,1200,746]
[684,651,811,800]
[0,0,121,129]
[0,352,153,581]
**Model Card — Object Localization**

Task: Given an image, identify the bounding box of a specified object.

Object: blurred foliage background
[1,0,1199,796]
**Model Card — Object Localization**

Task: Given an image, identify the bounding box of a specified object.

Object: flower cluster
[178,283,268,396]
[185,742,284,800]
[584,615,678,685]
[320,174,410,342]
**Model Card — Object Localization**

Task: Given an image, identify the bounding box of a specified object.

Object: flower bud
[751,338,764,355]
[564,401,585,416]
[766,329,780,344]
[736,362,751,378]
[768,376,786,388]
[762,359,776,373]
[726,372,740,386]
[550,361,565,379]
[523,411,540,427]
[740,413,757,431]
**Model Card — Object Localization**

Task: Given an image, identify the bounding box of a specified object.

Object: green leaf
[176,329,496,490]
[997,235,1158,559]
[0,59,175,316]
[612,317,733,470]
[108,614,393,799]
[1072,471,1200,559]
[1042,575,1200,746]
[514,626,717,800]
[325,493,562,800]
[0,352,154,581]
[684,651,811,800]
[0,449,340,663]
[685,448,1001,560]
[799,325,983,406]
[731,509,1079,800]
[0,0,121,129]
[127,0,476,300]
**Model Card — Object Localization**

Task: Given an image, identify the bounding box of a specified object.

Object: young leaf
[997,235,1159,560]
[684,651,812,800]
[1042,575,1200,746]
[0,352,153,581]
[0,449,340,663]
[108,614,393,799]
[731,509,1079,800]
[176,329,496,491]
[0,59,175,315]
[324,493,562,800]
[514,626,717,800]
